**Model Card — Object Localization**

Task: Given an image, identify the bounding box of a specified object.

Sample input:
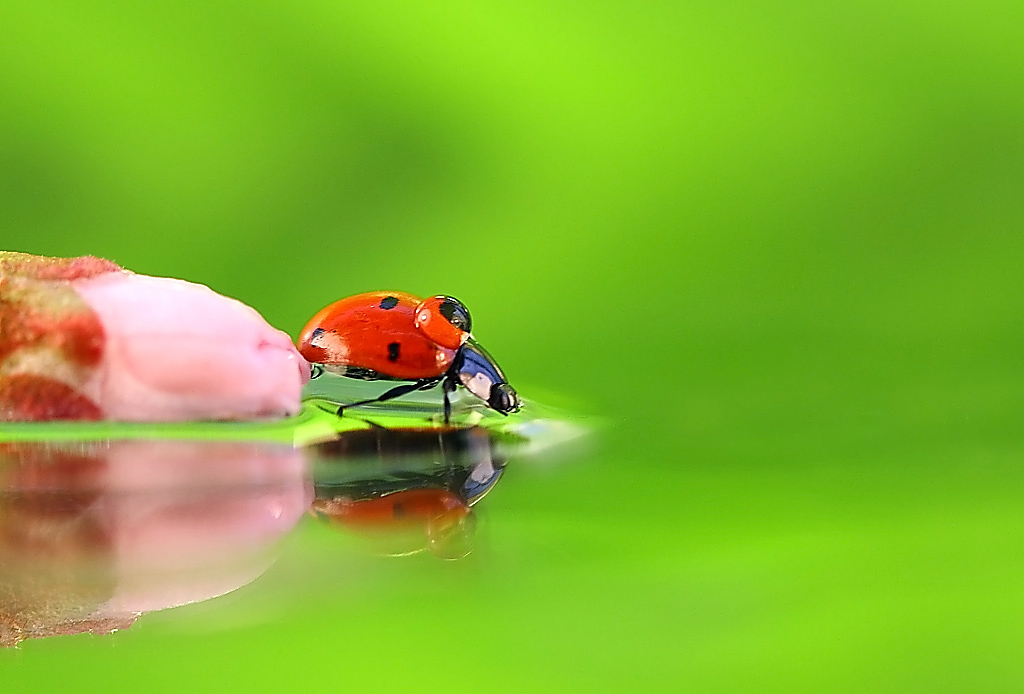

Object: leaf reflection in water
[0,440,310,647]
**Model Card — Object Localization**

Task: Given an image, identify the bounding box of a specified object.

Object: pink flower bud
[0,252,309,422]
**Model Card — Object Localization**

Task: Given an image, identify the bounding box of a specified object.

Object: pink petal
[74,273,310,421]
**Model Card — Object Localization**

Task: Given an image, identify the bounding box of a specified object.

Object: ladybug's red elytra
[298,291,520,420]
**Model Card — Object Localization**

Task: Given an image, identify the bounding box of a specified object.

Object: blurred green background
[3,0,1024,691]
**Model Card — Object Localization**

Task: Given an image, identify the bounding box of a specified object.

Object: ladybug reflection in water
[310,426,507,559]
[298,291,521,421]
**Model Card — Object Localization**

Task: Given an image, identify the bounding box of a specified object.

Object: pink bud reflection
[0,440,310,646]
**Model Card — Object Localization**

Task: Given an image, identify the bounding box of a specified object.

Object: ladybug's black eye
[439,297,472,333]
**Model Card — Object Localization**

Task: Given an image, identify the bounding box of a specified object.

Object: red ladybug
[298,291,520,419]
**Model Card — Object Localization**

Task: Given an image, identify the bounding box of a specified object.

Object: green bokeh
[3,0,1024,691]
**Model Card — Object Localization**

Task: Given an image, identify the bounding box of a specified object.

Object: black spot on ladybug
[439,297,472,333]
[387,342,401,362]
[379,296,399,310]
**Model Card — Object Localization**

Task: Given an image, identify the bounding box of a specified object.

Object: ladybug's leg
[441,372,459,425]
[336,377,441,416]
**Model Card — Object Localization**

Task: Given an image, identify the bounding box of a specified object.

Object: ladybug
[298,291,521,420]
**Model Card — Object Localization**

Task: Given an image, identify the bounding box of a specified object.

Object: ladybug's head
[415,296,472,350]
[487,383,522,415]
[456,339,522,416]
